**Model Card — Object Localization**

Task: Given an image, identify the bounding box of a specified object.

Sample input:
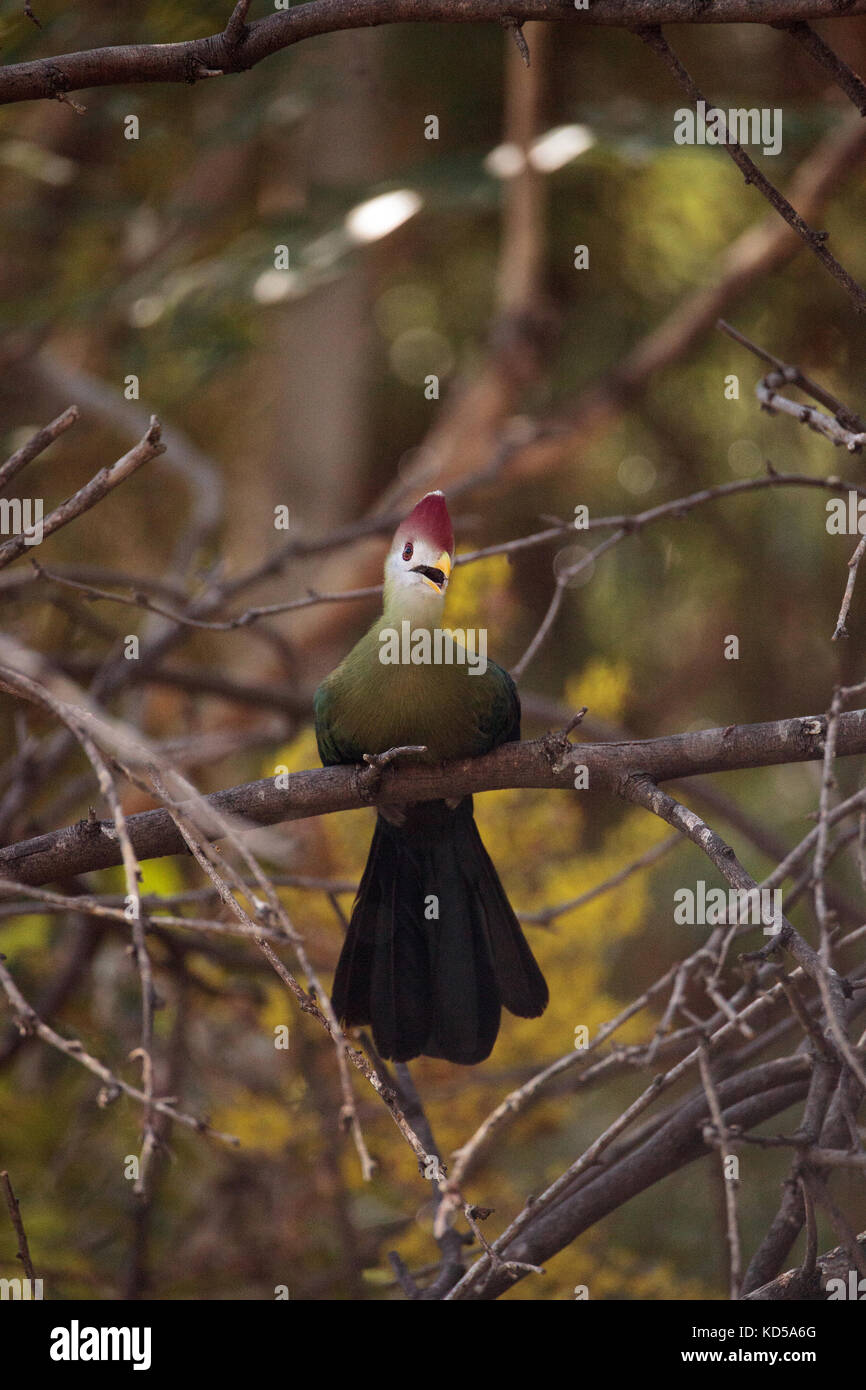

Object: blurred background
[1,1,866,1299]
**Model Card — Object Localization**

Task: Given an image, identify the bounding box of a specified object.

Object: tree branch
[745,1231,866,1299]
[3,2,866,107]
[0,405,80,495]
[1,705,865,885]
[448,1063,812,1299]
[779,21,866,116]
[0,1170,37,1283]
[0,417,164,573]
[636,25,866,312]
[0,956,239,1145]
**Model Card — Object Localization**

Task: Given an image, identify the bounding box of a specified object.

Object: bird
[314,490,548,1065]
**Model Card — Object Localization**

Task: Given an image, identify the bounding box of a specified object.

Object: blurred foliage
[1,1,866,1300]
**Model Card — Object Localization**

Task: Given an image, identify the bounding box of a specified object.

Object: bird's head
[383,490,454,620]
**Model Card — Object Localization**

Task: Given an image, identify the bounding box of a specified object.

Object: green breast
[314,625,519,766]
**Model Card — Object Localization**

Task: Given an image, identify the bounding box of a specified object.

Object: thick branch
[745,1231,866,1300]
[2,709,865,885]
[448,1065,811,1299]
[2,2,866,106]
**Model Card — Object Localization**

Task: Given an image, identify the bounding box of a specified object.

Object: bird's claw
[356,745,428,802]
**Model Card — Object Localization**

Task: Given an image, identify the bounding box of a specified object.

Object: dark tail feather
[331,797,548,1065]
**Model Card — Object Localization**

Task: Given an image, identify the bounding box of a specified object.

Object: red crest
[398,490,454,555]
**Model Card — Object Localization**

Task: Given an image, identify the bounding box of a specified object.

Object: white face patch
[385,539,452,615]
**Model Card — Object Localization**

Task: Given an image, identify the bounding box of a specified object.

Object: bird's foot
[355,744,428,803]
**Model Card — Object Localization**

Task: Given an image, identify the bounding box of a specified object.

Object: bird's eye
[402,541,414,562]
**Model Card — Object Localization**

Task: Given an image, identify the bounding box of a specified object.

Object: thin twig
[698,1044,742,1299]
[0,957,238,1144]
[0,1170,37,1281]
[833,535,866,641]
[0,406,80,494]
[780,21,866,116]
[638,27,866,312]
[0,418,164,572]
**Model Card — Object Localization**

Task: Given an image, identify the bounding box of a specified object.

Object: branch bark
[636,25,866,312]
[745,1231,866,1300]
[1,707,864,885]
[2,2,866,106]
[447,1064,812,1299]
[0,417,164,572]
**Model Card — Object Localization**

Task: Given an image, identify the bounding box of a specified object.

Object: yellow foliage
[566,656,630,723]
[270,728,320,779]
[260,981,297,1038]
[446,552,514,647]
[507,1241,716,1301]
[138,857,186,900]
[211,1082,311,1154]
[0,912,52,963]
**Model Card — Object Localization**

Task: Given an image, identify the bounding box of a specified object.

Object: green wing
[313,679,364,767]
[473,659,521,755]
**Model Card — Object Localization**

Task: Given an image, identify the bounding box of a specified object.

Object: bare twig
[0,406,80,494]
[638,26,866,312]
[0,957,238,1144]
[224,0,252,48]
[698,1043,742,1298]
[833,536,866,642]
[0,418,164,572]
[519,833,680,925]
[814,688,842,960]
[501,17,530,67]
[780,21,866,116]
[0,1170,37,1282]
[718,319,866,430]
